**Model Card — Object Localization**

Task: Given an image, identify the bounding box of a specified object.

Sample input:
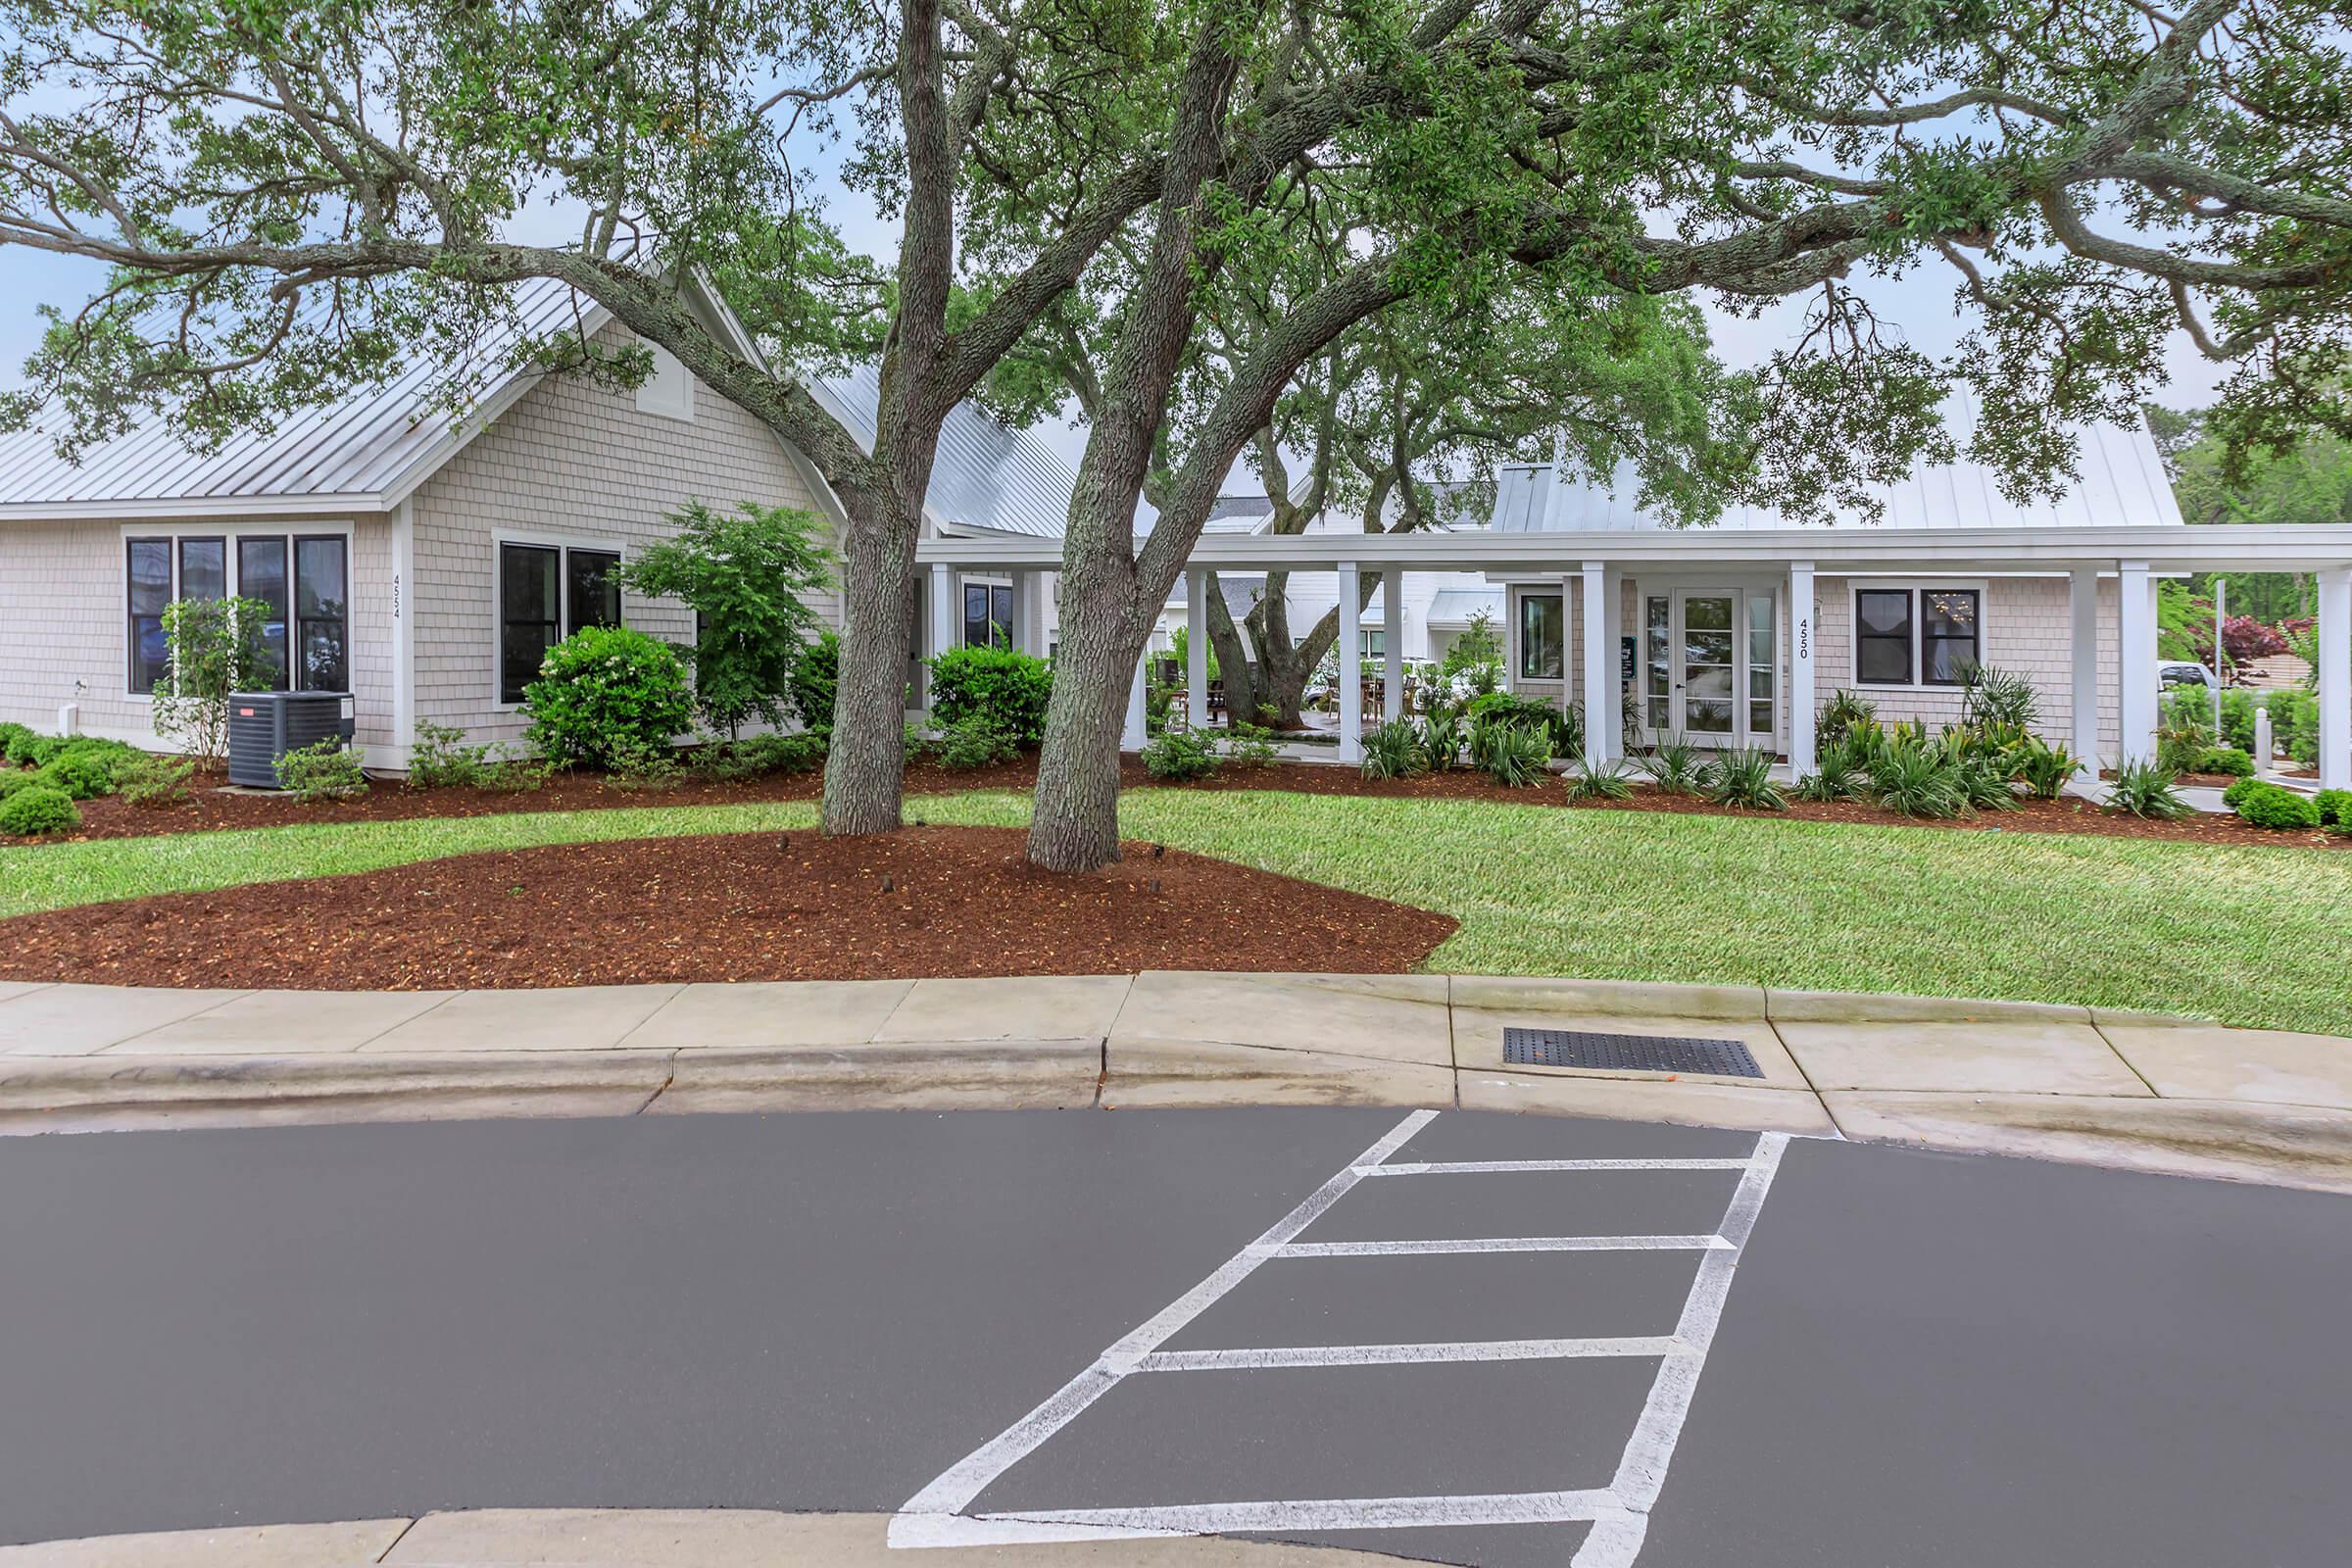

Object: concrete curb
[2,972,2346,1195]
[0,1509,1422,1566]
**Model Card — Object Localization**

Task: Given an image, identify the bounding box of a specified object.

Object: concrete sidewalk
[2,972,2349,1192]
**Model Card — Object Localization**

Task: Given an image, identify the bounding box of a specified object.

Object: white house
[0,277,1076,768]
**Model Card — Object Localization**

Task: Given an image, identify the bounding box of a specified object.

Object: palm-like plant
[1702,746,1788,810]
[1564,755,1636,803]
[1637,737,1705,795]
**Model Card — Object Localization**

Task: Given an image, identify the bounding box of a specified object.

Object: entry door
[1674,591,1738,738]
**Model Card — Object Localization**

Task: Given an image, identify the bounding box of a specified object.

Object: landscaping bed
[0,825,1456,989]
[6,753,2342,851]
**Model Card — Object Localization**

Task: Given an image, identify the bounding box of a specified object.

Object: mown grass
[4,787,2347,1034]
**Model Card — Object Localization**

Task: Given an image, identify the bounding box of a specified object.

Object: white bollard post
[2255,705,2274,774]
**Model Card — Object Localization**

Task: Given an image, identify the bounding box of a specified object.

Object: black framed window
[294,535,349,692]
[963,581,1013,648]
[1518,593,1563,681]
[126,538,172,694]
[238,537,291,690]
[1921,589,1981,685]
[1854,589,1914,685]
[499,543,561,704]
[178,537,226,602]
[566,549,621,635]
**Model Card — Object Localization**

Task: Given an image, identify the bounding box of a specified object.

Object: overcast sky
[0,168,2235,486]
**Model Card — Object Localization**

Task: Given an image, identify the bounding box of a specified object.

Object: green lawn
[6,789,2347,1035]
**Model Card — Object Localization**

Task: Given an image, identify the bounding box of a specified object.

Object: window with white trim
[1853,586,1979,687]
[500,542,623,703]
[125,531,345,696]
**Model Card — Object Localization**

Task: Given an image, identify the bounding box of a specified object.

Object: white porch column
[925,562,956,710]
[1382,569,1404,722]
[2069,566,2102,767]
[1122,645,1148,752]
[1787,561,1816,774]
[1007,571,1034,655]
[2320,566,2351,791]
[2116,561,2157,766]
[1337,560,1363,763]
[1186,566,1210,730]
[1581,561,1612,763]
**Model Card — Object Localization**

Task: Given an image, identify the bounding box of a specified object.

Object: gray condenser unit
[226,692,356,788]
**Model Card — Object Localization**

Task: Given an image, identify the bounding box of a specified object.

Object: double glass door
[1642,589,1778,748]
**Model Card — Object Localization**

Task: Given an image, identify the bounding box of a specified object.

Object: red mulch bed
[4,754,2342,852]
[0,826,1458,990]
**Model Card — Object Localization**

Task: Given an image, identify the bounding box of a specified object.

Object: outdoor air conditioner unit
[226,691,355,788]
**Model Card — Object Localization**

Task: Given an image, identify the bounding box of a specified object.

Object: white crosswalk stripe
[889,1109,1789,1566]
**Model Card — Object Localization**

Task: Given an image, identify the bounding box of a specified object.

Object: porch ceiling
[914,523,2352,575]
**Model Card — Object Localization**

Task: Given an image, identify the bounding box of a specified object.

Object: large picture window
[125,530,343,696]
[500,541,624,703]
[1518,592,1563,681]
[1853,586,1980,687]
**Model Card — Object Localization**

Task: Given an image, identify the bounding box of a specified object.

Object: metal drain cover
[1501,1027,1762,1079]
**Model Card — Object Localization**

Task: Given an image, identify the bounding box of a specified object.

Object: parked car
[2158,661,2215,689]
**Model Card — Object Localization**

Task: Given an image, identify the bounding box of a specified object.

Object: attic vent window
[636,346,694,421]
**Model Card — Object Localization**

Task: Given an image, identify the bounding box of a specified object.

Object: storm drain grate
[1501,1027,1762,1079]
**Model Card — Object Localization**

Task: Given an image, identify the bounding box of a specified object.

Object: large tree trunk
[1249,567,1377,727]
[1027,563,1149,873]
[820,486,921,836]
[1202,574,1258,727]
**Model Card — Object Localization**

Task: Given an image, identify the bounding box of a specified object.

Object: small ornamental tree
[618,501,832,738]
[152,596,272,764]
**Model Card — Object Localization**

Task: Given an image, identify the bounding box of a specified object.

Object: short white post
[2254,705,2275,774]
[1787,561,1816,774]
[1382,569,1404,722]
[2117,561,2157,767]
[1186,566,1210,732]
[926,562,956,710]
[2069,566,2102,767]
[55,702,80,739]
[1122,645,1148,752]
[1581,561,1613,763]
[2320,565,2351,792]
[1337,561,1363,764]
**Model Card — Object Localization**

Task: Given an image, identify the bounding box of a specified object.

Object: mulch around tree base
[0,826,1458,990]
[5,753,2342,851]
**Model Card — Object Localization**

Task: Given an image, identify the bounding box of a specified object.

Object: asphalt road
[2,1106,2348,1567]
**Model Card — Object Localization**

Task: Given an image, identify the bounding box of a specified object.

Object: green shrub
[35,751,116,800]
[1225,722,1282,768]
[0,785,78,836]
[1474,719,1552,787]
[1701,747,1788,810]
[934,713,1018,770]
[1953,752,2020,810]
[274,737,368,803]
[2315,788,2352,827]
[601,736,683,791]
[407,720,496,789]
[2221,775,2263,809]
[522,625,696,769]
[2217,687,2257,753]
[14,733,70,769]
[2014,737,2085,801]
[1419,708,1463,771]
[1360,719,1428,780]
[1564,756,1635,803]
[1468,691,1577,759]
[616,499,831,738]
[1636,737,1705,796]
[1869,743,1967,819]
[152,594,274,763]
[1817,689,1877,752]
[1141,728,1219,781]
[2194,745,2255,777]
[2107,759,2193,820]
[1958,664,2040,730]
[0,769,39,800]
[1793,745,1867,804]
[0,721,32,760]
[788,631,839,734]
[925,645,1053,744]
[2264,688,2319,767]
[2155,709,2212,776]
[2230,779,2322,831]
[117,754,196,808]
[732,730,827,775]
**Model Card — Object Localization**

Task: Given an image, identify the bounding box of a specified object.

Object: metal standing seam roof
[1425,586,1504,624]
[1492,399,2184,533]
[0,281,1083,534]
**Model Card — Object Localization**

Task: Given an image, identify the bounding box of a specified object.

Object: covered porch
[913,524,2352,792]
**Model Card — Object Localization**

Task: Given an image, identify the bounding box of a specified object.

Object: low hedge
[2230,778,2322,832]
